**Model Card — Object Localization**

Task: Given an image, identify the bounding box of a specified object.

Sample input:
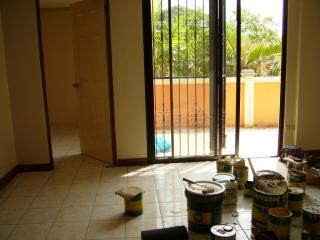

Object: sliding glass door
[143,0,287,161]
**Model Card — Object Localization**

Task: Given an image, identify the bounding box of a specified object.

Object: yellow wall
[0,10,17,178]
[1,0,51,165]
[254,82,280,127]
[40,8,79,124]
[109,0,147,159]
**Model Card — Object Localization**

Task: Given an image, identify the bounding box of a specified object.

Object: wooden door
[72,0,113,164]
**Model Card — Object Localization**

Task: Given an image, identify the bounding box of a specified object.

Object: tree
[152,5,282,78]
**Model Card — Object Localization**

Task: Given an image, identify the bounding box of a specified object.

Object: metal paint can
[287,169,307,190]
[213,173,238,205]
[217,158,232,174]
[252,171,287,230]
[125,192,143,216]
[303,205,320,236]
[210,225,236,240]
[244,181,254,198]
[185,181,225,234]
[267,207,292,240]
[233,165,248,189]
[288,187,304,217]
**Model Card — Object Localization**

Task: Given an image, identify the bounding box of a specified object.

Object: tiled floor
[0,125,319,240]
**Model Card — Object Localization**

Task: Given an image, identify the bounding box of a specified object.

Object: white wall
[284,0,320,150]
[110,0,147,159]
[40,8,79,124]
[0,10,17,178]
[1,0,51,165]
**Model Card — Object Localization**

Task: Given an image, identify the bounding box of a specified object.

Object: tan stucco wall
[109,0,147,159]
[293,0,320,149]
[40,8,79,124]
[284,0,320,150]
[254,82,280,127]
[1,0,51,165]
[0,10,17,178]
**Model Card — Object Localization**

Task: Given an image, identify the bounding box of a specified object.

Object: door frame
[143,0,288,162]
[35,0,118,166]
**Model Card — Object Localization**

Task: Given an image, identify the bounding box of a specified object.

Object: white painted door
[72,0,113,164]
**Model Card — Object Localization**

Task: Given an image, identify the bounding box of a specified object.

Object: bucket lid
[185,181,225,196]
[288,187,304,195]
[303,205,320,215]
[213,173,235,182]
[254,170,287,195]
[211,225,236,237]
[268,207,292,218]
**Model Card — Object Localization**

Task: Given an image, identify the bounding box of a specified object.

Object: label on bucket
[125,199,143,212]
[188,209,211,225]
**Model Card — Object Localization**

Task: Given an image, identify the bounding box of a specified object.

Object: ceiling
[39,0,82,8]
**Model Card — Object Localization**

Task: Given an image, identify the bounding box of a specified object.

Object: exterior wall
[154,77,279,129]
[1,0,51,165]
[254,82,280,127]
[0,10,17,178]
[40,8,79,124]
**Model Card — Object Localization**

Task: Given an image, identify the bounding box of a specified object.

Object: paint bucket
[252,171,287,230]
[303,205,320,237]
[244,181,254,198]
[125,192,143,216]
[287,169,307,190]
[233,165,248,189]
[185,181,225,234]
[232,158,246,168]
[267,208,292,240]
[141,226,189,240]
[254,230,279,240]
[288,187,304,217]
[210,225,236,240]
[217,158,232,174]
[213,173,238,205]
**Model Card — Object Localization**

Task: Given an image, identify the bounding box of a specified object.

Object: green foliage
[152,4,282,78]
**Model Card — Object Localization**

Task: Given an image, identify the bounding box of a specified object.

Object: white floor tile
[86,220,125,239]
[7,223,51,240]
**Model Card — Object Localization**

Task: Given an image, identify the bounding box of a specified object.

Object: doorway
[38,0,115,165]
[143,0,287,162]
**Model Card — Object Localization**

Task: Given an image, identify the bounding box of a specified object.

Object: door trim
[142,0,156,163]
[35,0,54,169]
[278,0,288,155]
[104,0,118,166]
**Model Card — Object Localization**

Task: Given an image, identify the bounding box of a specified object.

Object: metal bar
[168,0,175,157]
[217,0,223,155]
[194,0,198,155]
[142,0,155,162]
[151,0,157,157]
[186,0,190,156]
[160,0,166,158]
[210,0,219,156]
[277,0,288,156]
[178,0,182,156]
[235,0,241,156]
[202,0,205,155]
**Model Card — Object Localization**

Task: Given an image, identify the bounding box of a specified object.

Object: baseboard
[0,163,54,190]
[0,166,18,190]
[17,163,54,172]
[117,158,148,166]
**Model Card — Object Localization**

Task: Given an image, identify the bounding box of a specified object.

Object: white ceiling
[39,0,82,8]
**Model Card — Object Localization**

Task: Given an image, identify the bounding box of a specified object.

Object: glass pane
[239,0,283,157]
